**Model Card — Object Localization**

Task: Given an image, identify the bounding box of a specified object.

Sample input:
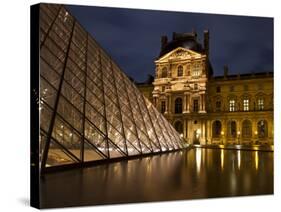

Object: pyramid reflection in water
[39,4,185,170]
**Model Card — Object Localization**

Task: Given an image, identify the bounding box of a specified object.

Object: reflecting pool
[41,148,273,208]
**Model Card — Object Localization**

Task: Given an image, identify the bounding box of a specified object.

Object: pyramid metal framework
[39,4,185,170]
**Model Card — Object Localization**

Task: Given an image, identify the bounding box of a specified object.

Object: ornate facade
[138,31,273,145]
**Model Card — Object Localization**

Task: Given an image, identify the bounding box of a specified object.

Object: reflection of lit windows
[258,98,264,110]
[243,99,249,111]
[178,65,183,77]
[161,101,166,114]
[64,11,69,22]
[229,99,235,111]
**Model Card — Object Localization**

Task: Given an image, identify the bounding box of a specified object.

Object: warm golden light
[221,149,224,170]
[221,131,224,135]
[196,148,202,174]
[237,150,241,170]
[255,151,259,170]
[237,131,241,135]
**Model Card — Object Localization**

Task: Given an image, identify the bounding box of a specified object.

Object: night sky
[67,4,273,82]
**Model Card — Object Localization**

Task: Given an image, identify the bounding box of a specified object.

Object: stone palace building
[137,30,273,145]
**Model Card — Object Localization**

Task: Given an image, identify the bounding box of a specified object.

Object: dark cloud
[66,4,273,82]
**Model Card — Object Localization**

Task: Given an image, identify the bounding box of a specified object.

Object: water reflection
[41,148,273,208]
[237,150,241,170]
[255,151,259,170]
[196,148,202,174]
[221,149,224,170]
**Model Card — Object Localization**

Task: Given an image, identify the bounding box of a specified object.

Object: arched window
[161,67,167,78]
[174,121,183,134]
[258,120,268,138]
[242,120,252,138]
[212,120,222,138]
[177,65,183,77]
[175,98,182,114]
[227,121,236,137]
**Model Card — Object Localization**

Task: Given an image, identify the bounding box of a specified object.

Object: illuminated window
[229,99,235,111]
[192,62,200,77]
[243,99,249,111]
[194,83,198,90]
[258,98,264,110]
[161,67,167,78]
[178,65,183,77]
[175,98,182,114]
[161,101,166,114]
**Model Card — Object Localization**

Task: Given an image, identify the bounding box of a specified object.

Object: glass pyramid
[39,4,185,170]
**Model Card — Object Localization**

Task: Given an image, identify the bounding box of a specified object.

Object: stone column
[268,118,273,144]
[164,96,168,114]
[183,94,187,112]
[186,93,190,112]
[168,93,172,114]
[183,118,187,139]
[202,93,206,112]
[201,94,203,111]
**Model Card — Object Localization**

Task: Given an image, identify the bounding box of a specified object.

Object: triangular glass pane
[51,116,81,160]
[85,102,106,134]
[46,139,78,167]
[126,140,140,156]
[107,123,127,154]
[84,120,108,158]
[83,140,105,162]
[107,140,125,159]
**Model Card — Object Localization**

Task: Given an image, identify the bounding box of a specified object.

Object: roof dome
[158,30,213,77]
[159,32,204,57]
